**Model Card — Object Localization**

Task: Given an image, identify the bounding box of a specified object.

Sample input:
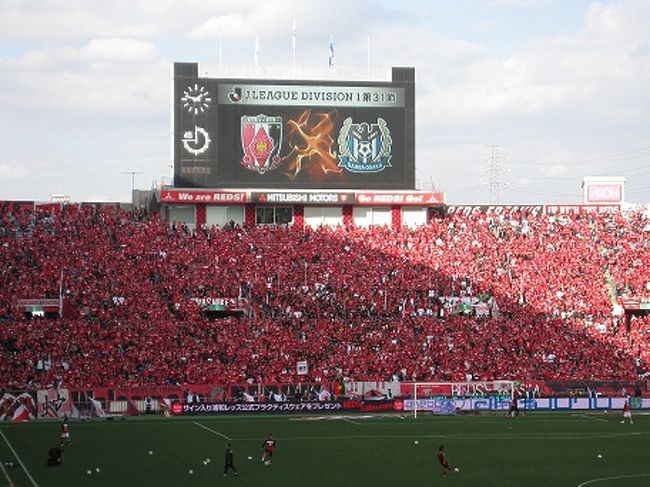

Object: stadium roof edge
[177,62,414,83]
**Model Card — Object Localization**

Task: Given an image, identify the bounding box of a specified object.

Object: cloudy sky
[0,0,649,204]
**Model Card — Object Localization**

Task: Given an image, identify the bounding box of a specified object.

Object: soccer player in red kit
[437,445,453,476]
[261,434,276,465]
[621,399,633,424]
[60,417,71,447]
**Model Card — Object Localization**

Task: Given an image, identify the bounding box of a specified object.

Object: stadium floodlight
[410,380,516,419]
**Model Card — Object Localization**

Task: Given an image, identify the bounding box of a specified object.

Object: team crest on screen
[240,115,283,174]
[337,117,392,173]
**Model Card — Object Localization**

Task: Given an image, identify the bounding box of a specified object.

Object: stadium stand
[0,203,648,391]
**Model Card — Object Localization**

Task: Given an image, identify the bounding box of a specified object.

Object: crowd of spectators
[0,203,648,390]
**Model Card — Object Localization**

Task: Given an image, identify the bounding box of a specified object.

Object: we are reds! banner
[160,190,249,204]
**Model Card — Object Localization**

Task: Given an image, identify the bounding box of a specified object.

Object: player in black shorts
[223,443,238,477]
[509,397,519,418]
[437,445,453,477]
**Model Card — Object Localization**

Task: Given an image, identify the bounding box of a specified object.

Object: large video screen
[173,63,415,189]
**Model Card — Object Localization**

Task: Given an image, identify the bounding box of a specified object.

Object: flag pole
[367,31,370,79]
[218,26,222,69]
[254,33,259,70]
[292,13,296,78]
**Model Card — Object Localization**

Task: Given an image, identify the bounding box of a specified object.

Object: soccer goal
[410,381,516,419]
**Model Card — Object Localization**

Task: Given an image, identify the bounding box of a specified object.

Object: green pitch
[1,412,648,486]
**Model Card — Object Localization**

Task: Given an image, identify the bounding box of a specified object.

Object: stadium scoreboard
[173,63,415,190]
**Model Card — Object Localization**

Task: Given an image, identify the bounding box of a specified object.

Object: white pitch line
[241,431,644,442]
[0,429,38,487]
[193,421,232,441]
[572,414,608,423]
[342,418,361,426]
[577,473,650,487]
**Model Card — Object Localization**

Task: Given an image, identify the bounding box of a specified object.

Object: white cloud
[0,0,648,203]
[190,15,249,39]
[0,164,28,179]
[544,164,569,178]
[83,38,158,63]
[85,194,111,202]
[188,1,313,40]
[486,0,551,7]
[416,0,650,127]
[0,1,160,41]
[7,38,158,70]
[0,38,166,116]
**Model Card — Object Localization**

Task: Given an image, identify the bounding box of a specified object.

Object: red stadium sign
[355,192,444,206]
[160,189,249,204]
[252,192,353,204]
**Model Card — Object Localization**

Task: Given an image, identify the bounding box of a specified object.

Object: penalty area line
[577,473,650,486]
[0,429,38,487]
[193,421,232,441]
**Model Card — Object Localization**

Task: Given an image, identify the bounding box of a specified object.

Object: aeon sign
[586,184,622,203]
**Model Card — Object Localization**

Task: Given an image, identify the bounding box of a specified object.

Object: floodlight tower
[487,145,504,204]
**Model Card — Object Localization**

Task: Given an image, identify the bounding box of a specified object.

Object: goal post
[411,381,517,419]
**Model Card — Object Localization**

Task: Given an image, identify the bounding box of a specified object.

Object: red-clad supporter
[0,204,648,390]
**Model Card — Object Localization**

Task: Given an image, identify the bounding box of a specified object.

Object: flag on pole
[254,33,259,68]
[328,35,334,68]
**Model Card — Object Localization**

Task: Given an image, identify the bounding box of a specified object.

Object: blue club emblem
[337,117,392,173]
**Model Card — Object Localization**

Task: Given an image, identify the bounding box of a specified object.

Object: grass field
[0,411,648,487]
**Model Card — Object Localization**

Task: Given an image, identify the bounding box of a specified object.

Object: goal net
[408,381,516,418]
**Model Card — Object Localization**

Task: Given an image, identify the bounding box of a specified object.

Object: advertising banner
[403,397,650,412]
[446,205,543,217]
[356,192,444,206]
[189,297,245,311]
[585,184,623,203]
[544,205,620,215]
[176,401,345,415]
[15,298,60,313]
[174,400,398,415]
[252,192,353,205]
